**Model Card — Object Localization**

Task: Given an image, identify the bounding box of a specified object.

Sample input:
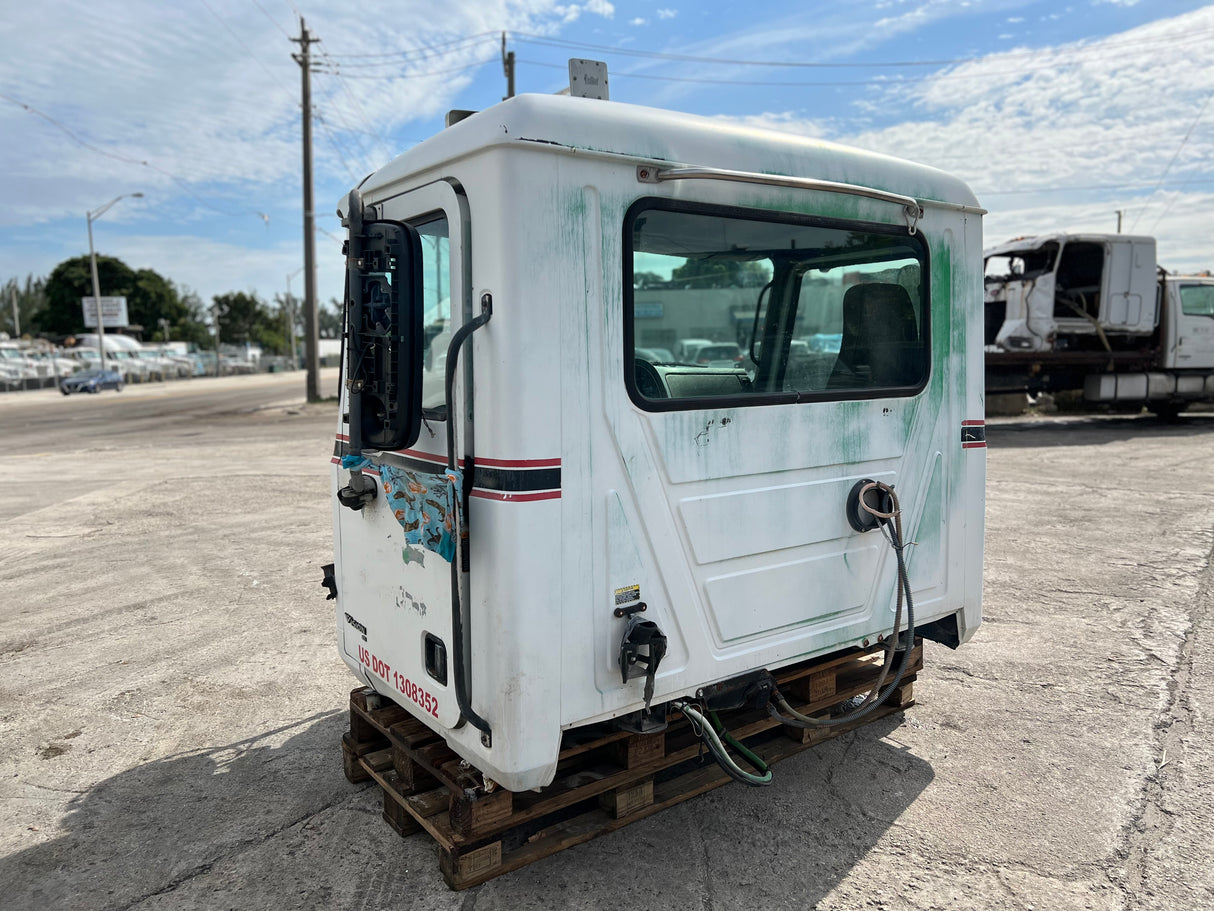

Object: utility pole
[502,32,515,98]
[293,18,321,402]
[1117,209,1124,234]
[9,286,17,338]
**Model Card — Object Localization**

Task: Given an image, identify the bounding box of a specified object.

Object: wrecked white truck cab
[328,89,986,791]
[983,233,1159,354]
[984,232,1214,414]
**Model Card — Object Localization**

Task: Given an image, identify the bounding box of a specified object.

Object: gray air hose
[770,480,916,729]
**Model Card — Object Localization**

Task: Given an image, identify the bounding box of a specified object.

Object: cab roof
[351,93,980,213]
[985,232,1156,257]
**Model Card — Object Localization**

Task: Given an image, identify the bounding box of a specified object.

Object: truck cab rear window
[625,200,929,409]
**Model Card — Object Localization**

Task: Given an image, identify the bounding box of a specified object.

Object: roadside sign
[81,296,129,328]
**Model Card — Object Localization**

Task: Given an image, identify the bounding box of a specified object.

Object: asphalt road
[1,378,1211,910]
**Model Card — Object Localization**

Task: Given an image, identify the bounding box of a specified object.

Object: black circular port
[846,479,891,533]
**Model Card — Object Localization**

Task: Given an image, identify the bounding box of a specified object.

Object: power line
[515,26,1214,89]
[318,31,498,61]
[510,25,1214,70]
[1130,85,1214,232]
[311,58,491,81]
[313,110,363,183]
[0,92,268,221]
[974,176,1214,196]
[249,0,292,40]
[312,67,378,169]
[1146,172,1206,235]
[198,0,294,101]
[904,123,1214,166]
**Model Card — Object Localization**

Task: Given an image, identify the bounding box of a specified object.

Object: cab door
[334,180,469,730]
[1169,281,1214,370]
[592,196,953,704]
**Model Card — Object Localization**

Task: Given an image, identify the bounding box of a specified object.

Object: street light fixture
[87,192,143,371]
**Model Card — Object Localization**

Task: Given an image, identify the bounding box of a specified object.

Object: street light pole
[86,192,142,371]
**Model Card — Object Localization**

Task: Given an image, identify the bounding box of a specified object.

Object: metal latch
[619,614,667,711]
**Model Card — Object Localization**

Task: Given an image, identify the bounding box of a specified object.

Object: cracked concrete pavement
[1,375,1212,910]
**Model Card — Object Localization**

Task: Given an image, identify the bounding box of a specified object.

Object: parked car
[692,343,744,366]
[635,346,676,363]
[673,337,716,363]
[60,368,124,395]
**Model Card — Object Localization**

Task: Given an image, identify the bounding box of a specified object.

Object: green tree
[174,289,215,349]
[1,275,48,337]
[671,258,770,288]
[212,291,288,354]
[319,298,342,339]
[44,255,135,336]
[128,269,183,332]
[43,255,203,342]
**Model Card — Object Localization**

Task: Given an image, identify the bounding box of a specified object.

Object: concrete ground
[1,374,1211,910]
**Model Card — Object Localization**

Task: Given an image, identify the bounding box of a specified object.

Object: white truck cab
[984,232,1214,412]
[330,88,986,791]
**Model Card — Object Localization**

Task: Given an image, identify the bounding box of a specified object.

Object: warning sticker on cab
[614,584,640,606]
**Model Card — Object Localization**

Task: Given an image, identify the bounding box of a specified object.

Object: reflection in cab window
[627,203,929,408]
[416,214,450,412]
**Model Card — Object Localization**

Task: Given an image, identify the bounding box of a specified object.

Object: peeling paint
[396,588,428,617]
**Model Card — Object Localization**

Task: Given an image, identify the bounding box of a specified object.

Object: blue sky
[1,0,1211,322]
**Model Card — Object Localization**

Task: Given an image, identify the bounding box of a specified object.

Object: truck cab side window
[417,215,451,414]
[1180,284,1214,317]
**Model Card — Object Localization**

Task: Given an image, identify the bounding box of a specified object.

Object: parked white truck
[984,232,1214,417]
[327,70,986,793]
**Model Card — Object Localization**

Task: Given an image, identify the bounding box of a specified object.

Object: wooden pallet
[342,640,923,889]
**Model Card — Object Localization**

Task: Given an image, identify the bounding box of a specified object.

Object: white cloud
[0,0,620,307]
[555,0,615,20]
[631,17,648,25]
[711,6,1214,272]
[658,8,678,18]
[1094,0,1139,6]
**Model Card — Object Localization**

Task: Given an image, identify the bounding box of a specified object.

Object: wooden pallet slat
[343,639,924,889]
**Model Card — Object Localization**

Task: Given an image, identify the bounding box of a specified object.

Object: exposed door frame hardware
[336,471,378,511]
[619,615,667,712]
[612,706,668,735]
[321,563,337,601]
[613,601,647,619]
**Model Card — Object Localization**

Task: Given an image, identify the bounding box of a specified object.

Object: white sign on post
[81,296,130,329]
